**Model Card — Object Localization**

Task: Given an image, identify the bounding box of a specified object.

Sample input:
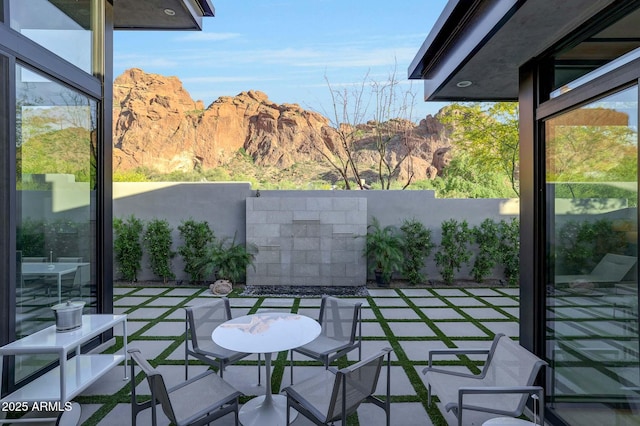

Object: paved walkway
[73,285,520,425]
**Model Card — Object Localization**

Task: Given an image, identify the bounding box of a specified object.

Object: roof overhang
[113,0,215,30]
[408,0,622,101]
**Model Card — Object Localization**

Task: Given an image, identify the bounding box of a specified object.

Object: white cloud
[182,76,282,84]
[114,54,179,70]
[293,47,419,69]
[175,32,241,42]
[152,44,416,72]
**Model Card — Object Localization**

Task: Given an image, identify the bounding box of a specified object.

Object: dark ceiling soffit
[421,82,517,103]
[196,0,215,16]
[407,0,463,80]
[408,0,521,93]
[114,0,214,31]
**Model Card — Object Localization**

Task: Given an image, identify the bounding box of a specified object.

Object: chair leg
[130,361,138,426]
[385,351,391,426]
[184,317,189,380]
[286,396,296,426]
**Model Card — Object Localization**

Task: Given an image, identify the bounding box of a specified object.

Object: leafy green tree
[440,102,519,196]
[414,151,514,198]
[546,108,636,183]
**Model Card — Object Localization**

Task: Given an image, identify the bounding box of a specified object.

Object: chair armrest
[427,348,490,367]
[459,385,544,396]
[458,386,544,419]
[422,365,482,378]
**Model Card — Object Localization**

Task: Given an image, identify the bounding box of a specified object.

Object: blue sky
[114,0,450,121]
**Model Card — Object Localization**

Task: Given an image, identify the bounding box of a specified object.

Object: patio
[74,285,522,425]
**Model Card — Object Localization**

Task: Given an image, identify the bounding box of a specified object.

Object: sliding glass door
[544,85,639,424]
[15,64,98,382]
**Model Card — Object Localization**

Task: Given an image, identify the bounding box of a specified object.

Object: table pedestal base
[239,394,296,426]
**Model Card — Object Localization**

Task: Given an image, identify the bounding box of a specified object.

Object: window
[544,86,639,424]
[551,7,640,98]
[15,64,97,382]
[9,0,95,74]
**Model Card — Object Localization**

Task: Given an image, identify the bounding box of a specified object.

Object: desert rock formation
[113,68,451,182]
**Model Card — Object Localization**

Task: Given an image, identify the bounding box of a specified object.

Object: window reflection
[545,86,639,424]
[9,0,94,74]
[551,7,640,97]
[15,64,97,381]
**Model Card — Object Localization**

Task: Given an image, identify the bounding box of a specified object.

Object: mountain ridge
[112,68,452,185]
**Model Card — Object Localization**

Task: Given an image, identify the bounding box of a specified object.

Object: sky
[114,0,450,121]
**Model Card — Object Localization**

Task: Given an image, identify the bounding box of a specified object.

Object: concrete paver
[77,286,521,426]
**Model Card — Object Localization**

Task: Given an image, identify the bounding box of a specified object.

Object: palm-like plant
[202,235,257,284]
[364,217,404,285]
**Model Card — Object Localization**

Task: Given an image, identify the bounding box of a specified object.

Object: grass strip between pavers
[84,285,520,425]
[368,291,448,426]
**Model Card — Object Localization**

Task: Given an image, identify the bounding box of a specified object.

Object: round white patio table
[212,312,321,426]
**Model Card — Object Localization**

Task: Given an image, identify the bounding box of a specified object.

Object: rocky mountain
[113,68,452,183]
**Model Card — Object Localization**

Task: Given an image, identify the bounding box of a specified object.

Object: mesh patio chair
[23,257,46,262]
[290,295,362,384]
[184,298,260,383]
[60,264,89,298]
[129,348,242,426]
[423,333,547,426]
[283,347,392,426]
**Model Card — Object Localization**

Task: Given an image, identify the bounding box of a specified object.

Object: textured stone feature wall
[246,197,367,287]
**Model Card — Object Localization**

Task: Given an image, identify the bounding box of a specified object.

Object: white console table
[0,315,127,422]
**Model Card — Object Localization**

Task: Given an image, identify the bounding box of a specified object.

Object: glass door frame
[0,0,114,396]
[534,54,640,425]
[0,48,16,399]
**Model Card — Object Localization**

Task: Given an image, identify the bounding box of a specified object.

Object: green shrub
[113,169,150,182]
[435,219,472,285]
[178,219,215,283]
[498,218,520,286]
[17,218,46,256]
[400,219,435,285]
[555,219,626,274]
[202,235,257,283]
[471,219,501,283]
[113,215,144,282]
[143,218,175,283]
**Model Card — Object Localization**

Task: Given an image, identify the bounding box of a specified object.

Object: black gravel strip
[241,285,369,297]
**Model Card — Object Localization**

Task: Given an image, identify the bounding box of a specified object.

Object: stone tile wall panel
[247,197,367,287]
